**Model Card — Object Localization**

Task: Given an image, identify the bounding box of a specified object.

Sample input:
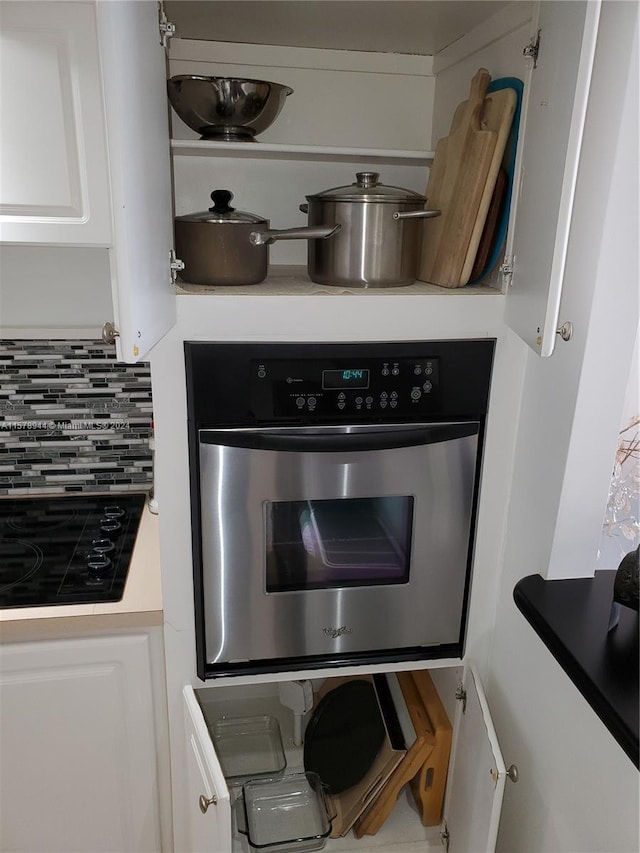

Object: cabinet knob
[199,793,218,813]
[556,321,573,342]
[101,321,120,345]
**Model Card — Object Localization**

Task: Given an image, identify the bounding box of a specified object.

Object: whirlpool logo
[323,626,353,639]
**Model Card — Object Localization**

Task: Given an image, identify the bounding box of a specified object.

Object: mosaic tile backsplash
[0,341,153,495]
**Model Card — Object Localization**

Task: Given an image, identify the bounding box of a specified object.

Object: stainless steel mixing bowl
[167,75,293,141]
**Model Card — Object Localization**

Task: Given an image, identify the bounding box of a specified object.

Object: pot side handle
[249,224,341,246]
[393,209,441,220]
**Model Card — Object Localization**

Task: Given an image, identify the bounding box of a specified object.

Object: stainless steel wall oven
[185,341,494,679]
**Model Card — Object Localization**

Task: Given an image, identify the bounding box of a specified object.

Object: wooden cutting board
[469,166,509,281]
[418,71,516,288]
[459,87,517,284]
[417,68,497,288]
[353,671,435,839]
[353,670,452,837]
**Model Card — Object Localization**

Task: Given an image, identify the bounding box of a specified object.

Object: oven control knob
[423,380,433,393]
[100,518,122,535]
[411,388,422,401]
[103,506,125,518]
[87,552,113,574]
[91,538,115,554]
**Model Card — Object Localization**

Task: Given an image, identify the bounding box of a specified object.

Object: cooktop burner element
[0,493,146,609]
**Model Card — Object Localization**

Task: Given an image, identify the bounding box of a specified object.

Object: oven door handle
[199,422,479,452]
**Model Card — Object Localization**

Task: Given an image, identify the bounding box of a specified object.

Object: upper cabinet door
[95,0,176,362]
[505,0,601,357]
[444,665,507,853]
[182,686,232,853]
[0,1,112,245]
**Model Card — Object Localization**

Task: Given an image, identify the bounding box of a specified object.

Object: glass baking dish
[237,771,333,852]
[210,715,287,786]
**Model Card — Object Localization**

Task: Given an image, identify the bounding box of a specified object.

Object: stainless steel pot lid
[175,190,267,224]
[306,171,426,204]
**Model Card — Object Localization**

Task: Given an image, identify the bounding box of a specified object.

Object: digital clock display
[322,368,370,390]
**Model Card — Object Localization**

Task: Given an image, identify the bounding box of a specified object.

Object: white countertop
[0,501,163,640]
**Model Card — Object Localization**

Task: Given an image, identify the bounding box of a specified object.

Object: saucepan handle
[249,224,340,246]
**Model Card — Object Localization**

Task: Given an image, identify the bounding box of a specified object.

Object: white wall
[488,3,640,850]
[0,245,112,336]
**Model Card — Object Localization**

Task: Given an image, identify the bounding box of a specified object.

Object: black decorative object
[608,546,639,631]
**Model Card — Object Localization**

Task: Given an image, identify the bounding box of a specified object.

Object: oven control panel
[250,357,440,419]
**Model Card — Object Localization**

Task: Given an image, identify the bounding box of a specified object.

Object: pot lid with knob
[305,172,427,205]
[175,190,268,225]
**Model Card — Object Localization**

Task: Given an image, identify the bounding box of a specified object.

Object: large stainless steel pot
[251,172,440,288]
[175,190,339,286]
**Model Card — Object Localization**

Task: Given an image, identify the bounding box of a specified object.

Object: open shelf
[175,266,503,297]
[171,138,434,166]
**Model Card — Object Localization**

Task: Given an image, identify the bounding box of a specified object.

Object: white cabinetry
[184,685,233,853]
[1,1,603,363]
[0,0,176,363]
[180,664,507,853]
[0,1,111,246]
[503,0,601,356]
[0,631,165,853]
[164,1,601,360]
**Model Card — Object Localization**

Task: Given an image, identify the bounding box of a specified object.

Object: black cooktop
[0,493,147,609]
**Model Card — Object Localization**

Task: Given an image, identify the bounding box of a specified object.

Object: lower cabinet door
[0,633,163,853]
[181,666,507,853]
[183,685,232,853]
[443,664,507,853]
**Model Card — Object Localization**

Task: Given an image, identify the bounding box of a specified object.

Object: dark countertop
[514,570,639,769]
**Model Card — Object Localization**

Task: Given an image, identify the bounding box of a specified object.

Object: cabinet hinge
[158,2,176,48]
[523,29,541,68]
[441,820,450,852]
[455,683,467,714]
[499,255,514,286]
[170,250,185,284]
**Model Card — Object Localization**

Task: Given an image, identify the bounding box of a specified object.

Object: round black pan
[303,679,385,794]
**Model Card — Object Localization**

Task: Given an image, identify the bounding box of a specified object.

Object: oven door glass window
[265,497,413,592]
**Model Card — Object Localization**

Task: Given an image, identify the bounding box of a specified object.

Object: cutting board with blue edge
[418,74,520,287]
[467,77,524,285]
[418,69,498,288]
